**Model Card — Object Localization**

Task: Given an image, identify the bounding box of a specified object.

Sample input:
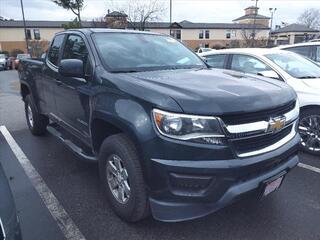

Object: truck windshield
[93,32,205,72]
[265,52,320,79]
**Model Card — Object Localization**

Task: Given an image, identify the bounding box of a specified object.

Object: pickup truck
[19,29,300,223]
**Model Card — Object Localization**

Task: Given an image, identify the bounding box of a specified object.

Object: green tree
[62,18,82,29]
[52,0,84,26]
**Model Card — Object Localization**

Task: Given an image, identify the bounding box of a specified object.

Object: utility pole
[251,0,259,47]
[20,0,29,54]
[169,0,172,36]
[268,8,277,46]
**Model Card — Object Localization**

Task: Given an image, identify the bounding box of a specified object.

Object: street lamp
[268,8,277,47]
[269,8,277,30]
[169,0,172,36]
[20,0,29,54]
[251,0,259,47]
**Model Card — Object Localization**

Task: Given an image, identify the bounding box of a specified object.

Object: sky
[0,0,320,28]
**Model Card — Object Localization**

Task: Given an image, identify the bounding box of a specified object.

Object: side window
[231,54,271,75]
[62,35,89,67]
[205,54,227,69]
[316,46,320,62]
[48,34,65,66]
[286,46,310,58]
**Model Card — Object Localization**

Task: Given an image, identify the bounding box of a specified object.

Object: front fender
[91,95,157,148]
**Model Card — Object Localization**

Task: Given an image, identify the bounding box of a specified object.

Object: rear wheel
[25,95,49,135]
[98,133,149,222]
[299,108,320,156]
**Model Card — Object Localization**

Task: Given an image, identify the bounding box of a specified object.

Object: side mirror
[59,59,84,78]
[258,70,280,80]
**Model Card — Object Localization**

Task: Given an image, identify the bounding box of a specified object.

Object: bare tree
[240,29,254,47]
[52,0,84,26]
[108,0,166,30]
[298,8,320,29]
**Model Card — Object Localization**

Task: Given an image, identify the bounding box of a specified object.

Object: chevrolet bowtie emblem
[268,116,286,132]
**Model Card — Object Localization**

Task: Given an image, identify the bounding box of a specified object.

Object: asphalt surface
[0,70,319,240]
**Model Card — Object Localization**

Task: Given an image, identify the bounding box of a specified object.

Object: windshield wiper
[298,76,318,79]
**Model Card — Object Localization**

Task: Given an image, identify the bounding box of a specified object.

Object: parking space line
[0,125,86,240]
[298,163,320,174]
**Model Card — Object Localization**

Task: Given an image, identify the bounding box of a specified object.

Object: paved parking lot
[0,70,320,240]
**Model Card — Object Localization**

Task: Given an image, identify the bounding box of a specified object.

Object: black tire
[299,107,320,156]
[98,133,149,222]
[25,95,49,136]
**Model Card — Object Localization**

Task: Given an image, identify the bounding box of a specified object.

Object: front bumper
[147,133,300,222]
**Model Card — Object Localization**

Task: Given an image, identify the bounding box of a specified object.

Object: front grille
[0,218,5,240]
[232,125,293,156]
[221,101,295,125]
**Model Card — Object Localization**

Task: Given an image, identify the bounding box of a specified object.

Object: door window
[231,54,271,74]
[62,35,89,66]
[205,54,227,69]
[286,46,310,58]
[316,46,320,62]
[48,34,65,66]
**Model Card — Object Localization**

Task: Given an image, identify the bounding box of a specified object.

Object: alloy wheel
[106,154,131,204]
[299,115,320,153]
[27,104,34,128]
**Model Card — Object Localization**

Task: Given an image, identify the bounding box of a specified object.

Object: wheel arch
[90,112,143,156]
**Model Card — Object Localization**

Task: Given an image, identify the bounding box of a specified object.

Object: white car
[201,48,320,155]
[275,42,320,65]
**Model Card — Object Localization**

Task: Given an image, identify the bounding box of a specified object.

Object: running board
[47,125,97,162]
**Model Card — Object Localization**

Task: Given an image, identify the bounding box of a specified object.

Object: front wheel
[98,133,149,222]
[25,95,49,136]
[299,108,320,156]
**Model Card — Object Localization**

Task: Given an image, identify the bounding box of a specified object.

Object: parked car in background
[200,48,320,155]
[196,47,214,54]
[0,54,8,70]
[0,162,23,240]
[18,29,300,222]
[14,54,31,70]
[276,42,320,65]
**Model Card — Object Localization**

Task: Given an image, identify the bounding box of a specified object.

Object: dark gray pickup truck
[18,29,300,222]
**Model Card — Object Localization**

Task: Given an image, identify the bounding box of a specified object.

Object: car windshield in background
[265,53,320,79]
[17,54,31,59]
[93,33,205,72]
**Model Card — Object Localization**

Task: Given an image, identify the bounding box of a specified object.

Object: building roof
[142,21,270,30]
[271,24,320,34]
[245,6,259,10]
[233,14,270,22]
[0,20,270,30]
[0,20,93,28]
[105,11,128,17]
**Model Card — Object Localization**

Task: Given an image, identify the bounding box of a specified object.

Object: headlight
[152,109,225,144]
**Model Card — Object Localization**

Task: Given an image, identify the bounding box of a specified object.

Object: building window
[205,30,210,39]
[171,29,181,40]
[34,29,41,40]
[199,30,204,39]
[232,30,236,38]
[26,29,32,40]
[226,30,231,39]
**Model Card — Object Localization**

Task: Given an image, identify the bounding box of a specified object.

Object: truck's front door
[55,34,92,140]
[40,34,65,115]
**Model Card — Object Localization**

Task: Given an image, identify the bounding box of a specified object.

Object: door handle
[55,79,62,86]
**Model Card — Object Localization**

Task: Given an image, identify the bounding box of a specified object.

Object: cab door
[55,34,93,139]
[38,34,65,115]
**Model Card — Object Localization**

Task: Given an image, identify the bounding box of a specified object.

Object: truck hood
[114,69,296,116]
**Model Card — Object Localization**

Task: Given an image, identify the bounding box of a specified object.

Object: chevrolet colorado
[19,29,300,222]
